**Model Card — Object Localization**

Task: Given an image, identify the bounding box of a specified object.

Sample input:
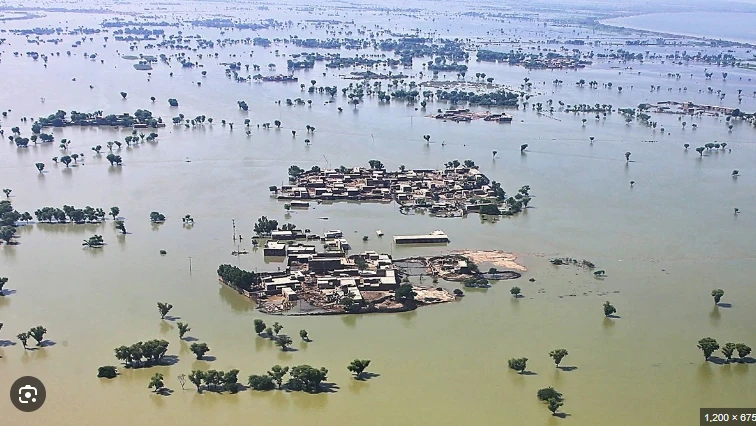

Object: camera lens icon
[10,376,46,412]
[19,385,38,403]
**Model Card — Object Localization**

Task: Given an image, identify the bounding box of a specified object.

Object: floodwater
[1,4,756,426]
[603,12,756,44]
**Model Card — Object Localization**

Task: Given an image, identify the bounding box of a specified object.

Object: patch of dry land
[452,250,527,272]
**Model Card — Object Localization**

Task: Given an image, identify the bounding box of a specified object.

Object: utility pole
[188,256,192,274]
[232,219,236,241]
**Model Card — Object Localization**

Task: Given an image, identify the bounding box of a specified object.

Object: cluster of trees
[190,342,211,360]
[508,349,571,374]
[395,283,416,302]
[697,338,751,362]
[105,154,123,165]
[253,215,279,235]
[537,387,565,415]
[16,326,48,348]
[1,200,29,232]
[248,364,329,393]
[434,89,518,107]
[187,369,240,393]
[252,319,294,350]
[34,108,162,129]
[217,264,258,289]
[97,366,118,379]
[83,234,104,247]
[149,211,166,223]
[0,226,16,244]
[693,142,729,156]
[114,339,170,368]
[34,205,112,224]
[482,185,531,216]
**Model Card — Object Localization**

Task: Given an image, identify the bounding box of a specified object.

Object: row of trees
[248,364,329,393]
[34,205,117,224]
[186,369,240,393]
[697,338,751,362]
[217,264,258,289]
[15,326,48,349]
[0,199,27,227]
[508,349,571,374]
[252,319,297,350]
[114,339,170,368]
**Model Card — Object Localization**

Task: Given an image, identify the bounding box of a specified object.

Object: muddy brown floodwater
[1,3,756,425]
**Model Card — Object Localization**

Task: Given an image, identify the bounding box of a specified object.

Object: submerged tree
[267,365,289,389]
[275,335,293,351]
[148,373,165,393]
[98,366,118,379]
[508,358,528,374]
[28,326,47,346]
[190,342,210,360]
[286,365,329,393]
[736,343,751,361]
[347,359,371,378]
[17,332,29,349]
[272,322,283,335]
[697,337,720,360]
[711,289,724,304]
[549,349,569,367]
[253,319,266,335]
[157,302,173,319]
[150,212,166,223]
[248,374,275,391]
[603,301,616,317]
[188,370,206,392]
[177,322,191,339]
[721,343,737,362]
[548,398,564,415]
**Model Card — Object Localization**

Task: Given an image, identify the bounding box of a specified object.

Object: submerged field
[1,1,756,425]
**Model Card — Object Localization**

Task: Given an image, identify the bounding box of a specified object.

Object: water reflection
[275,351,294,363]
[290,392,328,410]
[709,306,721,325]
[218,285,255,313]
[267,389,291,409]
[348,377,369,394]
[107,165,123,175]
[254,335,272,352]
[732,363,749,377]
[341,314,358,328]
[397,309,418,328]
[150,393,166,408]
[721,363,732,378]
[159,320,174,335]
[602,317,616,334]
[697,361,713,385]
[36,223,103,235]
[552,368,563,385]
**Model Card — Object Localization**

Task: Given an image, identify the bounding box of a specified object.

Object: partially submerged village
[218,163,529,315]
